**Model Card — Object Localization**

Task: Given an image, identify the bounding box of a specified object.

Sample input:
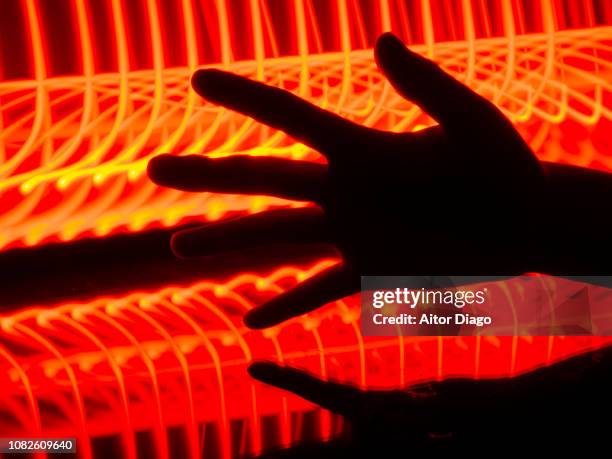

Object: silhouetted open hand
[148,32,609,329]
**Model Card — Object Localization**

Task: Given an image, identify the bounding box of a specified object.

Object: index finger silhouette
[374,32,499,131]
[191,69,363,156]
[248,361,364,417]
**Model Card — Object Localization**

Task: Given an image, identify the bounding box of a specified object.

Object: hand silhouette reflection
[247,349,611,456]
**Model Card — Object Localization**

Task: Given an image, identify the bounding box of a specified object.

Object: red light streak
[1,1,612,457]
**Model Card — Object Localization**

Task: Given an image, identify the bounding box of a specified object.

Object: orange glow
[2,2,612,457]
[0,0,611,249]
[1,259,611,458]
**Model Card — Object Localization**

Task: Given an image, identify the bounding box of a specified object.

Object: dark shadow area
[0,223,335,311]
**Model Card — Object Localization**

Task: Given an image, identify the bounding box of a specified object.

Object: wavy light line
[0,1,610,249]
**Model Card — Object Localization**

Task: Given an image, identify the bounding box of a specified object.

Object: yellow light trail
[0,0,610,251]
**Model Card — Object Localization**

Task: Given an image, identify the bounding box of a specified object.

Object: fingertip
[147,154,176,184]
[374,32,405,61]
[375,32,428,75]
[247,361,282,381]
[243,309,271,330]
[191,68,227,101]
[170,231,194,259]
[376,32,404,49]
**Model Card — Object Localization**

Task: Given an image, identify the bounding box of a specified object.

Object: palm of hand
[323,123,542,277]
